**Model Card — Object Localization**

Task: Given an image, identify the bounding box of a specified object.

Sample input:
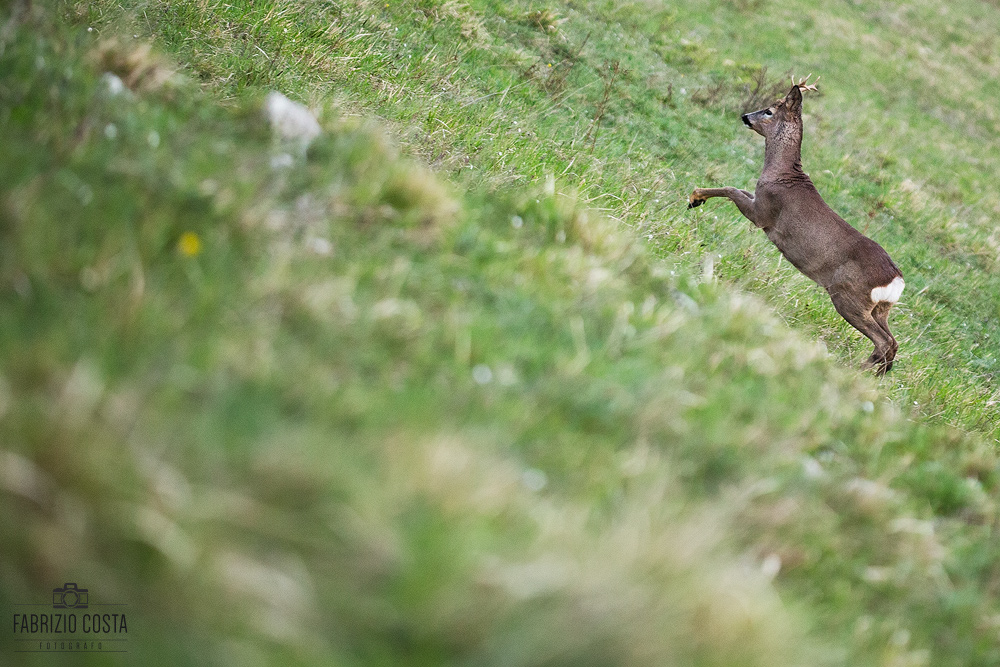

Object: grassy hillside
[1,0,999,665]
[73,0,1000,438]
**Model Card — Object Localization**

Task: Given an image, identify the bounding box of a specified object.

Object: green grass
[1,0,999,665]
[73,0,1000,438]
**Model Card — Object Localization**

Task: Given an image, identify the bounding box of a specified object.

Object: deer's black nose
[741,114,753,128]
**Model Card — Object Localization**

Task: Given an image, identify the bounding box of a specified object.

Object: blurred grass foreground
[2,1,1000,666]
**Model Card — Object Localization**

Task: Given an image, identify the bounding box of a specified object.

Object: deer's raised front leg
[687,187,760,224]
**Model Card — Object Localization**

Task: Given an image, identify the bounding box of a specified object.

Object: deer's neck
[761,129,809,184]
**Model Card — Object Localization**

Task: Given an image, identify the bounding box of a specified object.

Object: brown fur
[688,85,903,374]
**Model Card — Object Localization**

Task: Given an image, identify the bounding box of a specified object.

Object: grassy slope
[1,1,998,665]
[81,0,1000,439]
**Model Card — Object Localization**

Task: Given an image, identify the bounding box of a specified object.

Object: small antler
[791,73,820,93]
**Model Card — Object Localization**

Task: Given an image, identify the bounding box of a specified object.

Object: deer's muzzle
[741,114,753,128]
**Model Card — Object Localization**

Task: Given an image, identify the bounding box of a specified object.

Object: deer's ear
[785,85,803,112]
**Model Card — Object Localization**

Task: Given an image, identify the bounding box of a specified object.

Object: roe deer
[687,76,904,375]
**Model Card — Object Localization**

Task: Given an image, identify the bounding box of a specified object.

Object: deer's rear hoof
[863,353,893,376]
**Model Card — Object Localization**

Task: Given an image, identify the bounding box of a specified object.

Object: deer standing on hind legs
[687,76,905,375]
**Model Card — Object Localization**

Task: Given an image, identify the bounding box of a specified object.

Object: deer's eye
[764,109,773,116]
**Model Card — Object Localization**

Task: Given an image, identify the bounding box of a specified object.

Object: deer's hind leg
[871,301,898,371]
[829,291,896,376]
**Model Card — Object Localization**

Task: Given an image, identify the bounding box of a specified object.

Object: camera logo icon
[52,583,89,609]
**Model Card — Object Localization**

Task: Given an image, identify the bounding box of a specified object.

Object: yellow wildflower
[178,231,202,257]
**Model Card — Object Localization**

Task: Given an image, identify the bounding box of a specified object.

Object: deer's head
[741,75,818,141]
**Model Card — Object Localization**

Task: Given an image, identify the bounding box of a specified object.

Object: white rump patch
[871,277,905,304]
